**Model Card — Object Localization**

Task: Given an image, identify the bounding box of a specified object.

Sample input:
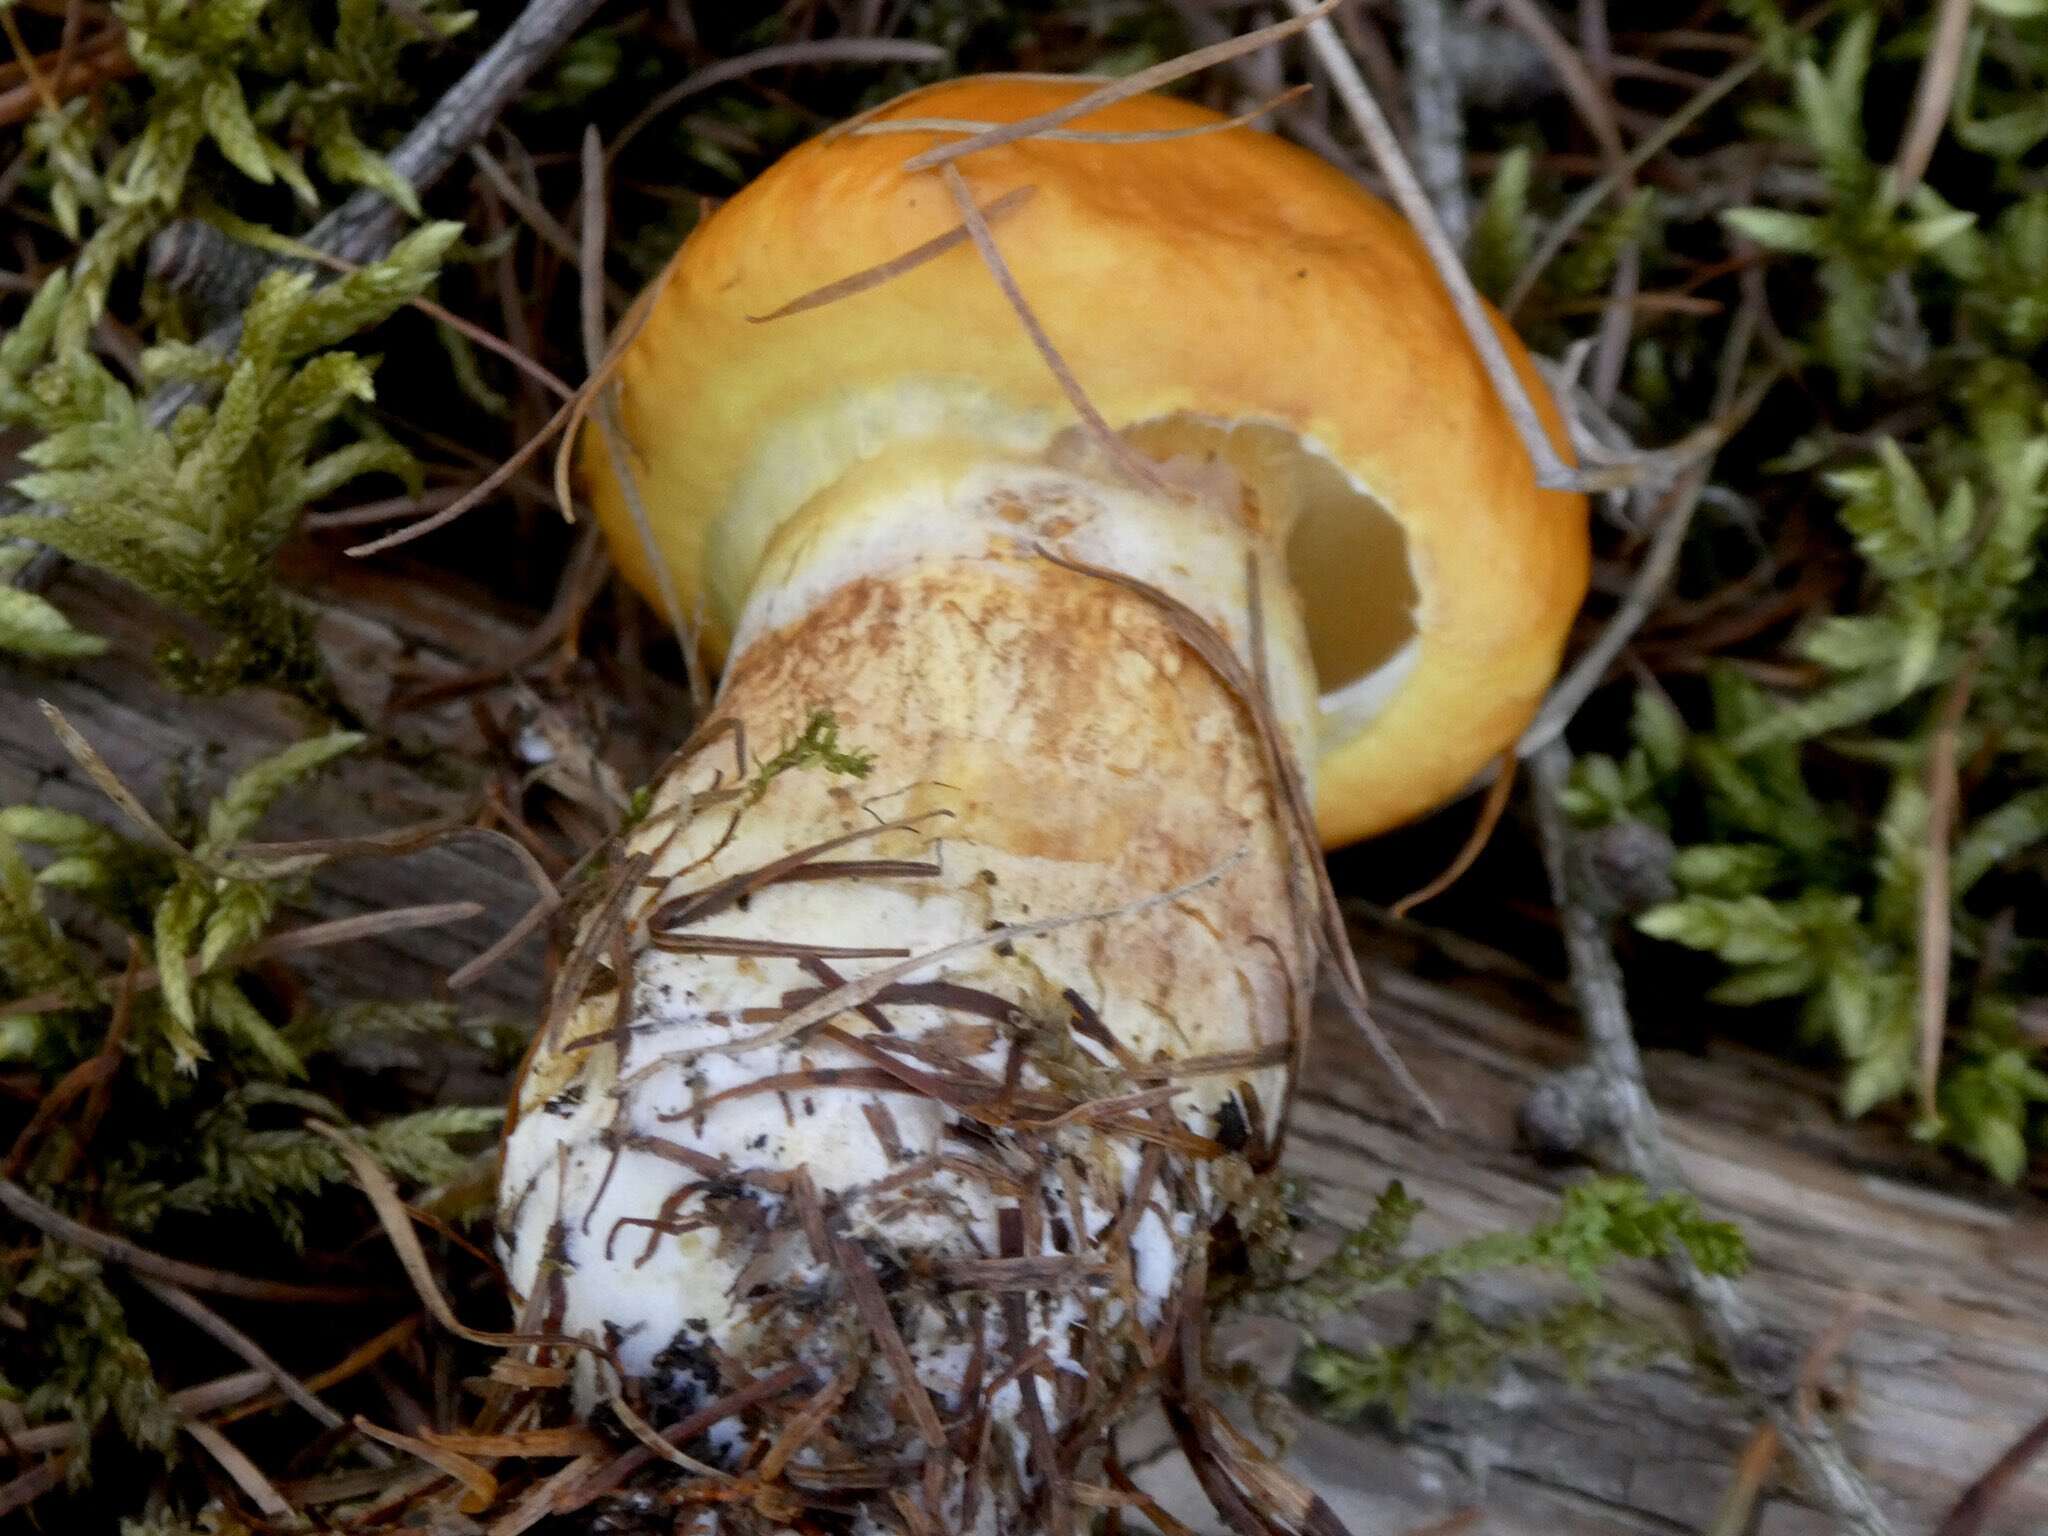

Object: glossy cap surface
[582,76,1588,845]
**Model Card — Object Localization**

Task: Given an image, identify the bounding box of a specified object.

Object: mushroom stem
[500,446,1320,1526]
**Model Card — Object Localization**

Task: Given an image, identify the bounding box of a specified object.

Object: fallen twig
[608,37,949,164]
[1493,0,1636,404]
[1526,740,1899,1536]
[1388,750,1515,919]
[938,161,1171,497]
[579,124,710,714]
[305,0,612,272]
[1918,634,1992,1122]
[215,1316,423,1428]
[1889,0,1975,196]
[354,1416,500,1513]
[0,902,487,1021]
[1935,1403,2048,1536]
[4,1370,270,1459]
[1284,0,1593,493]
[747,185,1035,322]
[1516,268,1770,758]
[0,1178,385,1304]
[1394,0,1468,244]
[181,1417,293,1519]
[1288,0,1776,499]
[308,1120,597,1354]
[345,390,579,555]
[849,86,1311,149]
[1502,42,1771,316]
[0,30,133,127]
[0,1451,70,1519]
[137,1275,388,1462]
[896,3,1342,174]
[1705,1420,1784,1536]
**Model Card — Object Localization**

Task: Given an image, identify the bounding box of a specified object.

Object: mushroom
[498,76,1585,1531]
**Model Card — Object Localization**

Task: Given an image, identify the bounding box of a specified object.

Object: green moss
[746,709,877,806]
[1570,361,2048,1176]
[1239,1177,1742,1425]
[1552,5,2048,1182]
[0,735,505,1471]
[1,0,470,701]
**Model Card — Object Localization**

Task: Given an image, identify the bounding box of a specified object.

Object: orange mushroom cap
[583,75,1589,848]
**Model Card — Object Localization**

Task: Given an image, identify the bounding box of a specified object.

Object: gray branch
[155,0,612,325]
[311,0,611,272]
[1396,0,1469,245]
[1526,740,1901,1536]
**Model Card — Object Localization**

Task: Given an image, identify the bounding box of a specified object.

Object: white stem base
[499,451,1321,1528]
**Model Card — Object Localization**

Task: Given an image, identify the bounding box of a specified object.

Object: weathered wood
[4,570,2044,1534]
[1131,953,2048,1536]
[1,559,681,1017]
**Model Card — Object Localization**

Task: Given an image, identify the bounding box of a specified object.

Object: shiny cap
[582,76,1588,845]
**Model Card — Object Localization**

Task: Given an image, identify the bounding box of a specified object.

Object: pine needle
[747,185,1035,322]
[851,86,1311,148]
[938,162,1170,497]
[1390,750,1518,919]
[897,2,1341,173]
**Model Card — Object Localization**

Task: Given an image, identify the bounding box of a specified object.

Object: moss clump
[1227,1176,1743,1424]
[1488,3,2048,1183]
[0,225,461,709]
[0,733,509,1481]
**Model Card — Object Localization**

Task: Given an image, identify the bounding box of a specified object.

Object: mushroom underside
[1120,415,1421,747]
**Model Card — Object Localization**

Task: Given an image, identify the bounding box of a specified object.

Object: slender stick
[1936,1404,2048,1536]
[1888,0,1974,197]
[608,37,947,164]
[1282,0,1588,493]
[1916,636,1990,1121]
[1526,742,1899,1536]
[579,125,710,715]
[939,162,1170,497]
[0,1178,385,1304]
[898,2,1341,174]
[3,1371,270,1459]
[0,901,485,1020]
[1394,0,1468,244]
[308,0,612,270]
[0,1452,70,1519]
[180,1417,293,1518]
[137,1276,391,1464]
[1517,268,1768,757]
